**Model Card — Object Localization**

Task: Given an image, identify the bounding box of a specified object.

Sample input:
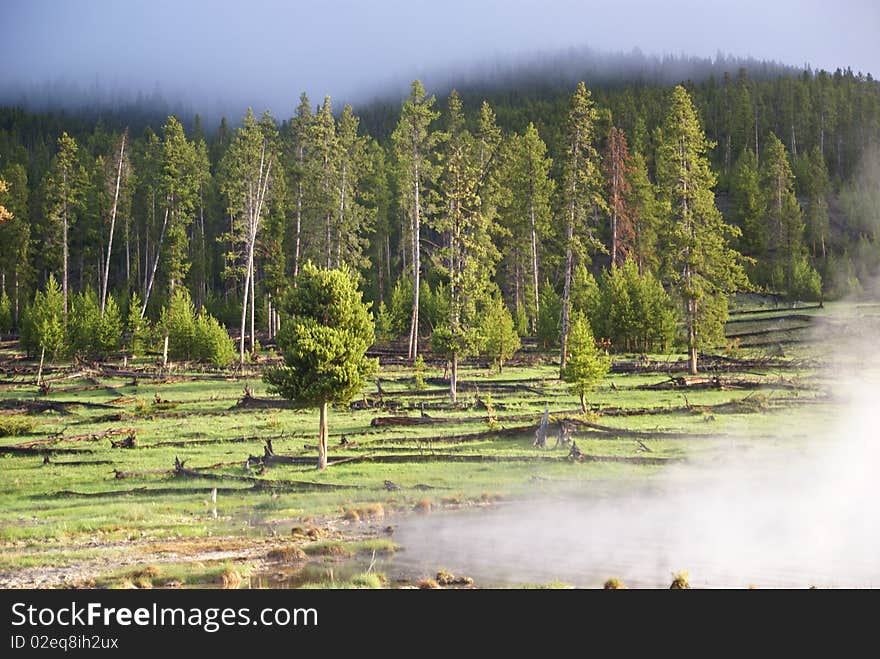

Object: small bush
[413,354,427,390]
[20,275,65,359]
[192,311,236,367]
[0,415,36,437]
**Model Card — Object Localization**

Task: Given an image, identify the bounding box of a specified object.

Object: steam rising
[392,312,880,588]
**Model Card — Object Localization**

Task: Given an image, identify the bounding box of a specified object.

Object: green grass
[0,298,867,586]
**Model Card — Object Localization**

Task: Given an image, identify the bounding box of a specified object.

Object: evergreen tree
[561,311,611,413]
[498,123,554,331]
[802,145,830,259]
[730,148,763,256]
[603,126,635,267]
[656,86,748,374]
[559,83,606,373]
[432,91,499,402]
[220,109,279,364]
[625,151,660,275]
[43,133,86,313]
[264,263,377,470]
[759,132,810,292]
[391,81,442,361]
[479,295,521,372]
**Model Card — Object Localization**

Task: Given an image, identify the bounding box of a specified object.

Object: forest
[1,60,879,376]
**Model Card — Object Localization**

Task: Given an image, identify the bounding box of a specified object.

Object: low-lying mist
[392,311,880,588]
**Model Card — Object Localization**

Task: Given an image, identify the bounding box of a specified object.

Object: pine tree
[759,132,808,291]
[803,145,830,259]
[264,263,377,470]
[730,148,763,256]
[288,94,313,281]
[656,86,748,375]
[561,311,610,413]
[43,133,86,313]
[432,91,499,402]
[479,295,521,372]
[559,83,606,373]
[335,105,373,272]
[499,123,554,332]
[625,151,660,275]
[603,126,635,267]
[391,81,442,361]
[220,109,278,364]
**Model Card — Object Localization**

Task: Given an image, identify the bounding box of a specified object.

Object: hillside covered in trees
[1,57,879,375]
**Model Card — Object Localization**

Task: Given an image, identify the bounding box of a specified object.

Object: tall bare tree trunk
[249,259,255,355]
[317,401,328,470]
[101,132,126,316]
[239,250,252,366]
[141,206,170,318]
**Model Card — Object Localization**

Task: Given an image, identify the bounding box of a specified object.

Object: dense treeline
[1,63,879,380]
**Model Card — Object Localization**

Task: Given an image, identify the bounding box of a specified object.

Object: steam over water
[391,315,880,588]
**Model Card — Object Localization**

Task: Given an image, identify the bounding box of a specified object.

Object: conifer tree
[559,83,606,373]
[656,86,747,375]
[391,81,442,361]
[43,133,86,313]
[265,263,377,470]
[561,311,610,413]
[604,126,635,267]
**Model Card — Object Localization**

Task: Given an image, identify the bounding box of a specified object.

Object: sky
[3,0,879,119]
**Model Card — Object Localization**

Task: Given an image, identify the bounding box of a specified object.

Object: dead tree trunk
[101,131,126,316]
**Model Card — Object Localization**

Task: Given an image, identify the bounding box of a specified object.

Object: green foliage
[571,265,601,320]
[513,304,529,337]
[388,277,413,337]
[560,312,611,411]
[536,280,562,349]
[0,291,12,334]
[264,262,377,406]
[478,296,521,371]
[374,300,393,343]
[656,86,748,363]
[192,310,236,367]
[787,255,823,302]
[161,289,196,361]
[21,275,66,359]
[413,354,427,390]
[0,415,35,437]
[67,289,122,360]
[158,288,232,364]
[125,292,150,357]
[593,260,678,353]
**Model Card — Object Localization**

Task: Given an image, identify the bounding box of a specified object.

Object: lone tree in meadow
[561,311,610,413]
[264,262,377,470]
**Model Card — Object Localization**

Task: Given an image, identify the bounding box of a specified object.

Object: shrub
[125,292,150,358]
[161,289,196,360]
[0,414,36,437]
[374,300,393,343]
[478,296,521,371]
[20,275,66,359]
[192,311,236,367]
[68,289,123,360]
[561,312,611,412]
[536,279,561,349]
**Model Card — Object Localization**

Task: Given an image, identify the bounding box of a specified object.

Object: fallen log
[12,427,138,449]
[370,415,436,427]
[0,445,97,455]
